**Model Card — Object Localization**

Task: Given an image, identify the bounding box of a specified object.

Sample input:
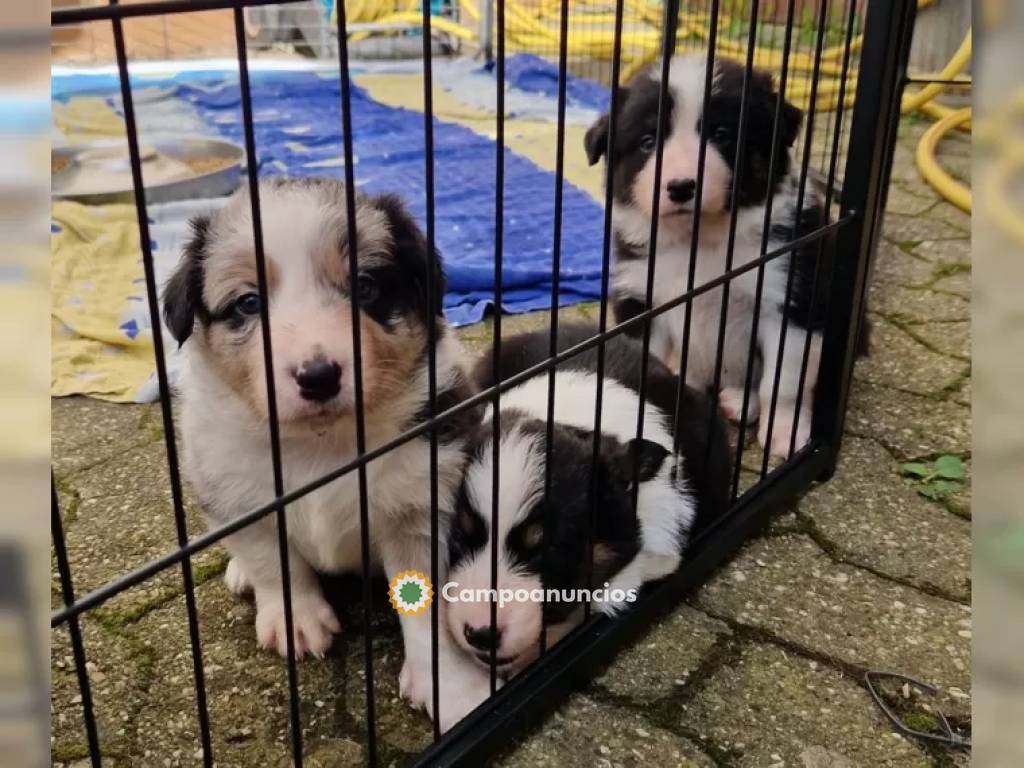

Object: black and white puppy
[445,324,730,675]
[162,178,490,732]
[585,54,835,457]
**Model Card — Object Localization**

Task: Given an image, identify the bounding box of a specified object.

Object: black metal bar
[488,0,506,694]
[51,215,859,630]
[705,0,762,480]
[786,0,861,458]
[585,0,626,621]
[759,0,831,477]
[107,3,214,761]
[671,0,722,455]
[631,0,680,509]
[903,76,971,87]
[419,0,443,744]
[812,0,918,474]
[539,0,571,657]
[767,0,832,462]
[52,480,102,767]
[53,0,305,25]
[410,444,831,768]
[230,8,304,765]
[334,2,379,761]
[730,0,800,500]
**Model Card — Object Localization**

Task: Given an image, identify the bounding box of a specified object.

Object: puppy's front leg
[224,519,340,659]
[757,316,821,458]
[377,531,494,733]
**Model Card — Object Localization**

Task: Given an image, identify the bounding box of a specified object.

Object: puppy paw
[400,656,495,733]
[758,404,811,459]
[224,557,253,597]
[254,591,341,659]
[719,387,758,425]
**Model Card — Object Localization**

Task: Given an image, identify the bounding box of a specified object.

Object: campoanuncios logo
[388,570,434,615]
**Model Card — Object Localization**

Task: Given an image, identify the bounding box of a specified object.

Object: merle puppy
[444,324,729,675]
[584,53,849,457]
[162,178,490,732]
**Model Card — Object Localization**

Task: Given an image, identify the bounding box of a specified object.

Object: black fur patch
[360,194,447,334]
[584,73,674,207]
[449,414,643,623]
[771,203,831,331]
[702,60,803,208]
[162,215,212,344]
[470,323,731,534]
[612,295,647,338]
[407,368,483,446]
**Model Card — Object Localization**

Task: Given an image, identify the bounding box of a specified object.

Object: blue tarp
[53,60,608,326]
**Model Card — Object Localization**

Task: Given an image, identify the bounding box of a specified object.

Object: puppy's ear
[162,215,210,345]
[377,194,447,319]
[617,438,671,484]
[584,113,611,166]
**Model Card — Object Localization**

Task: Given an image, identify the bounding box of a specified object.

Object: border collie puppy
[162,179,490,732]
[584,54,834,457]
[445,324,730,675]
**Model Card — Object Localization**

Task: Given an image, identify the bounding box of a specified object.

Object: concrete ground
[51,118,971,767]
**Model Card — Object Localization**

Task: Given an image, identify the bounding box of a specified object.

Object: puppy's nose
[295,359,341,402]
[464,624,501,652]
[667,178,696,204]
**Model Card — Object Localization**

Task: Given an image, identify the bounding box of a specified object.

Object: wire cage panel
[50,0,918,765]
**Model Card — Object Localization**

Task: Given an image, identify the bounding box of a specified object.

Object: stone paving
[51,118,971,767]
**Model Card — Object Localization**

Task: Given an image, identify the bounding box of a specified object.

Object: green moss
[51,742,92,763]
[901,711,941,734]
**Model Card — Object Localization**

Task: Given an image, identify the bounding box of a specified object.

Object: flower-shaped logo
[388,570,434,616]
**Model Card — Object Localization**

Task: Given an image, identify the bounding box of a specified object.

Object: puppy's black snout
[667,178,697,204]
[464,624,501,652]
[295,358,342,402]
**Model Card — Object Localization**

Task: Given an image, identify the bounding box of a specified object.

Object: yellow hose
[327,0,970,211]
[901,32,971,116]
[915,107,971,213]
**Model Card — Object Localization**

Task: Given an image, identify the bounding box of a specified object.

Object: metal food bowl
[52,137,245,205]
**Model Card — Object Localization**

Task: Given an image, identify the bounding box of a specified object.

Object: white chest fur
[178,356,465,575]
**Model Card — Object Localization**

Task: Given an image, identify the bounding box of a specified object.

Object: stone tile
[593,605,730,702]
[52,398,161,477]
[800,438,971,600]
[681,644,929,767]
[897,320,970,362]
[692,535,972,717]
[106,578,433,767]
[951,376,970,408]
[867,283,970,325]
[852,319,968,397]
[497,694,715,768]
[883,184,939,218]
[845,383,970,460]
[51,619,149,765]
[871,242,936,287]
[881,213,969,244]
[55,441,221,623]
[911,238,971,265]
[926,200,971,234]
[931,269,971,298]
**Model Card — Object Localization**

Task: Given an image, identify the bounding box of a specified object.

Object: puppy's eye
[234,292,261,317]
[640,134,656,152]
[356,274,379,306]
[522,524,543,550]
[711,125,732,142]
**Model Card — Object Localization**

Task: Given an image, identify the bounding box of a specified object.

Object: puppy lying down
[163,178,491,732]
[446,324,730,676]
